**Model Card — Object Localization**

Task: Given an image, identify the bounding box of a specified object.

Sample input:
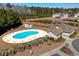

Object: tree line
[5,3,79,17]
[0,3,79,35]
[0,9,21,35]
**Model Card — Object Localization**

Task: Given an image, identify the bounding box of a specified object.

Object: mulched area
[61,44,74,56]
[15,40,64,56]
[0,17,64,56]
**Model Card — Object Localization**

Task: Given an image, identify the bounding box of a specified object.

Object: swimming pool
[13,31,39,39]
[2,29,47,43]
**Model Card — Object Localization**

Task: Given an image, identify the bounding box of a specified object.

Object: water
[13,31,39,39]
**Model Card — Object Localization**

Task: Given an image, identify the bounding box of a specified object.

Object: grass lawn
[31,20,52,24]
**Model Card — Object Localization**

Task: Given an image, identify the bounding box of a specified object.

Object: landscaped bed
[0,36,65,56]
[14,37,65,56]
[64,21,79,27]
[60,44,74,56]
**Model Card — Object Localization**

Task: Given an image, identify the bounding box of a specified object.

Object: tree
[0,9,21,35]
[6,3,12,8]
[7,48,17,55]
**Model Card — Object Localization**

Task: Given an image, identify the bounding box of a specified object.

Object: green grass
[64,19,78,22]
[65,22,79,27]
[31,20,52,24]
[64,19,79,27]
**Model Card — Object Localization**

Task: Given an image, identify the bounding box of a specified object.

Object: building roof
[52,13,61,18]
[50,23,62,36]
[50,23,75,36]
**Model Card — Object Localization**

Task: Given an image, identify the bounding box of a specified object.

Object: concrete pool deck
[2,29,47,43]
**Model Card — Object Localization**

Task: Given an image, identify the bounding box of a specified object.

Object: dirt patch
[24,17,52,21]
[15,40,64,56]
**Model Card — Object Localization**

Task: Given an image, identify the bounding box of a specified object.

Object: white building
[52,13,69,20]
[74,13,79,18]
[61,13,69,19]
[47,23,75,40]
[24,24,32,29]
[47,32,61,41]
[52,13,61,18]
[47,25,63,40]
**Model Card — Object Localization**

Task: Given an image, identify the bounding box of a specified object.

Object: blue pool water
[13,31,39,39]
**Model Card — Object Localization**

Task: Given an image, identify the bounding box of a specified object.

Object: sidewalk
[40,40,67,56]
[62,36,79,56]
[40,35,79,56]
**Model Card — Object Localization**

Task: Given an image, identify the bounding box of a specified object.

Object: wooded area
[0,3,79,35]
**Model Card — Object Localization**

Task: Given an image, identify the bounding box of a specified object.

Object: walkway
[40,40,67,56]
[57,50,68,56]
[40,35,79,56]
[63,36,79,55]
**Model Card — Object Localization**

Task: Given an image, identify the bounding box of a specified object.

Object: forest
[0,3,79,35]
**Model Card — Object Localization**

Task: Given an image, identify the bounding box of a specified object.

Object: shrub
[7,48,17,55]
[32,42,39,47]
[14,44,26,52]
[1,51,8,56]
[64,19,78,22]
[48,37,54,41]
[70,31,77,38]
[65,22,79,27]
[0,48,17,56]
[43,39,48,42]
[25,44,32,49]
[0,52,2,56]
[56,36,65,42]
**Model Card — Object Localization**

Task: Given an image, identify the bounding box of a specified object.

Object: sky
[12,3,79,8]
